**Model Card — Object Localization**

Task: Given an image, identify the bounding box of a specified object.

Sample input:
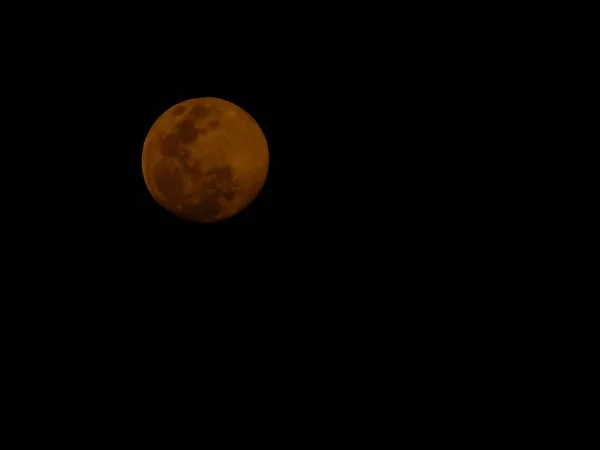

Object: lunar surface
[142,97,269,223]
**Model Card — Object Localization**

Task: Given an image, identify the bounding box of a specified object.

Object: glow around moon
[141,97,269,223]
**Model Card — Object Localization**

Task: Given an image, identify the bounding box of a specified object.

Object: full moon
[142,97,269,223]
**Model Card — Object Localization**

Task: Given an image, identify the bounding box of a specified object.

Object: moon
[142,97,269,223]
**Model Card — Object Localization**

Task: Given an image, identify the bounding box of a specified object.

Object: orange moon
[142,97,269,223]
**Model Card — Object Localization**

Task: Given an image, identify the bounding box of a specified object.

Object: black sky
[1,10,550,396]
[9,9,534,303]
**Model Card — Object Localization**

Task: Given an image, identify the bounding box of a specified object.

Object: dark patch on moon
[161,134,181,157]
[172,105,186,117]
[201,165,233,192]
[206,119,220,131]
[155,165,184,198]
[155,158,241,222]
[223,190,236,201]
[188,105,212,120]
[182,165,240,221]
[184,160,203,174]
[206,165,234,181]
[190,196,222,221]
[203,178,218,190]
[176,119,200,144]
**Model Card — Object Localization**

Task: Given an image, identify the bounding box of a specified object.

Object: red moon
[142,97,269,223]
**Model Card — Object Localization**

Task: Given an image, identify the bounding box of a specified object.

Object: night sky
[10,10,529,320]
[4,12,544,424]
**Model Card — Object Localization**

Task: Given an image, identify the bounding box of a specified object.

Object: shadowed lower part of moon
[142,97,269,223]
[153,157,240,222]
